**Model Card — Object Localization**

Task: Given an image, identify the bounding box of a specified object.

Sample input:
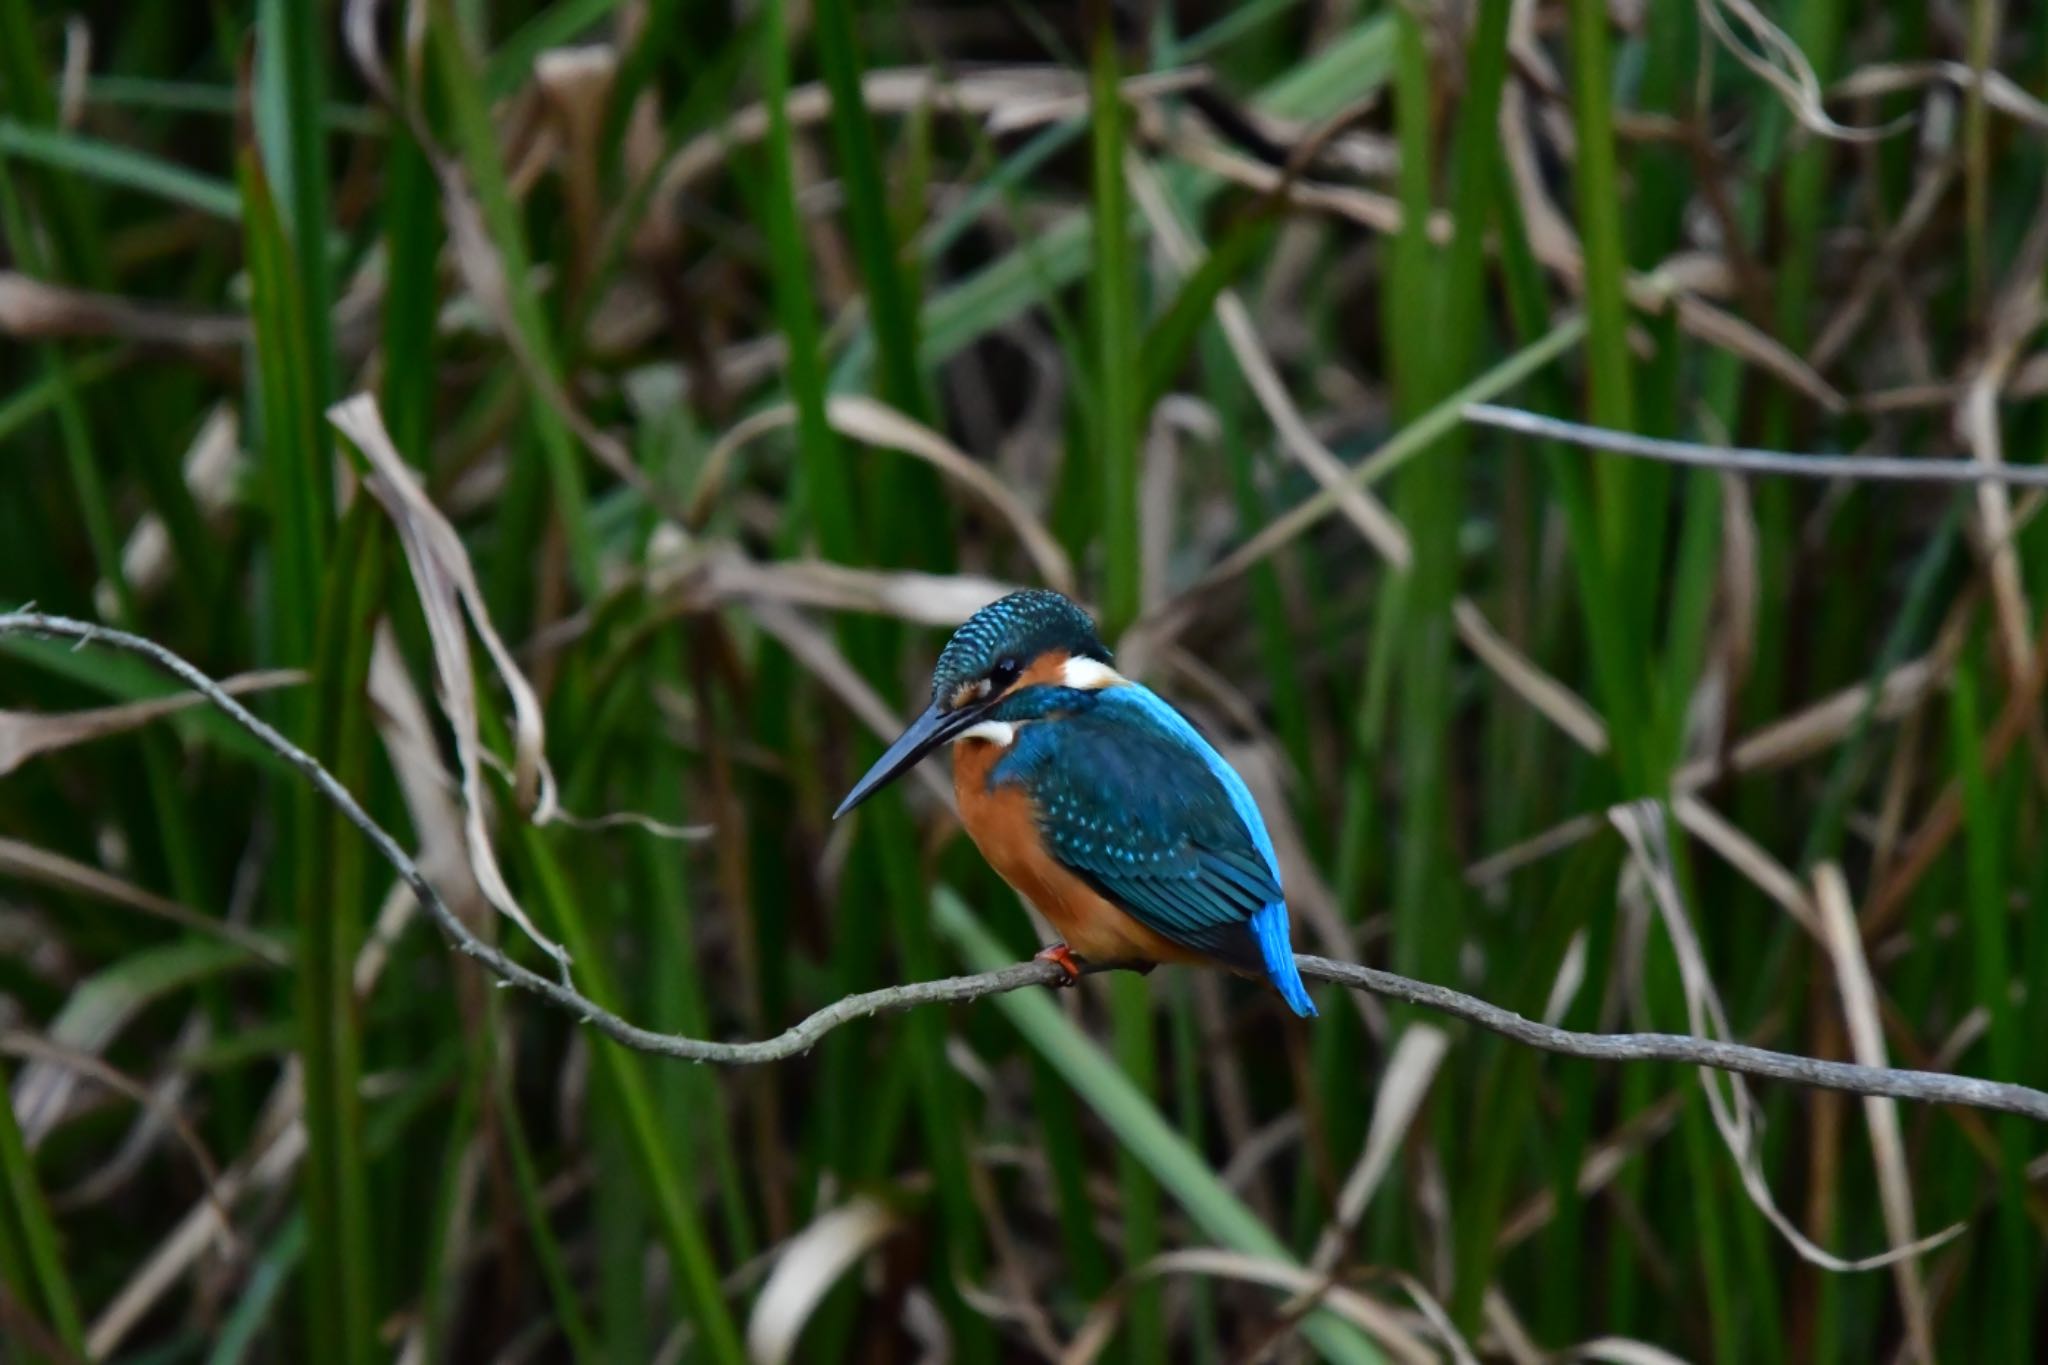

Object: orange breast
[951,738,1203,966]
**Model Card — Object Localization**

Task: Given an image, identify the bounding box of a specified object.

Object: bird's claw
[1034,943,1083,984]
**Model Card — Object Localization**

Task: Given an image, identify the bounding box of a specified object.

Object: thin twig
[5,610,2047,1124]
[1466,402,2048,487]
[1292,958,2047,1123]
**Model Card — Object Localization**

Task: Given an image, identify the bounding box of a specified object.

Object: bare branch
[5,610,2046,1125]
[1292,957,2047,1124]
[1466,403,2048,488]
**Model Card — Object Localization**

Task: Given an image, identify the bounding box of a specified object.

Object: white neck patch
[954,719,1017,748]
[1061,656,1126,690]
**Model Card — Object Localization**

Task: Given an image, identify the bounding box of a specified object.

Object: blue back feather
[989,682,1317,1018]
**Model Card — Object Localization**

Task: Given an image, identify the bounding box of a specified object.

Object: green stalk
[1089,6,1141,634]
[812,0,950,564]
[1562,0,1652,756]
[757,0,857,561]
[1564,0,1636,435]
[518,827,746,1365]
[1086,14,1157,1357]
[939,891,1385,1365]
[295,503,384,1365]
[381,123,442,469]
[1109,974,1164,1363]
[763,3,990,1348]
[242,119,373,1364]
[429,2,599,595]
[256,0,337,410]
[1951,659,2032,1364]
[0,1057,86,1359]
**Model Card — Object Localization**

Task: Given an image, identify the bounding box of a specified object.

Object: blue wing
[992,685,1317,1017]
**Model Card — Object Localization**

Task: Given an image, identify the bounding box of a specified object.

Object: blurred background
[3,0,2047,1360]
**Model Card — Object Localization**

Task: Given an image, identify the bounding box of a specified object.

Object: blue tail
[1251,901,1317,1018]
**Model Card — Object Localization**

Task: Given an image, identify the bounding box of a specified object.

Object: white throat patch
[1061,656,1126,690]
[954,719,1017,748]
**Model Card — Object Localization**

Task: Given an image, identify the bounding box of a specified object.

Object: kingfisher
[833,589,1318,1017]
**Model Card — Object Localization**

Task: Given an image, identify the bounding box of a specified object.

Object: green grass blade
[1089,12,1141,634]
[937,889,1386,1364]
[1086,19,1158,1356]
[0,117,241,218]
[0,1058,86,1358]
[519,826,747,1365]
[428,5,600,595]
[1951,658,2033,1363]
[813,0,950,565]
[1138,214,1272,415]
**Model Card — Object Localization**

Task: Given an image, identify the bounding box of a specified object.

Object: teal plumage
[835,589,1318,1019]
[989,683,1318,1017]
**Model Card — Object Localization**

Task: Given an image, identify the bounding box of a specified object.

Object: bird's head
[833,589,1113,818]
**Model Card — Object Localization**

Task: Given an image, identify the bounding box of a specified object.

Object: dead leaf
[0,836,287,966]
[1815,865,1941,1363]
[1611,802,1961,1272]
[329,393,569,970]
[0,271,248,349]
[746,1197,903,1365]
[690,397,1075,594]
[1303,1025,1449,1278]
[0,667,302,777]
[1061,1248,1436,1365]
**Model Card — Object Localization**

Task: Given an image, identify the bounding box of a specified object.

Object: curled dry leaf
[0,271,248,348]
[0,1030,231,1242]
[825,395,1076,595]
[0,667,302,777]
[1060,1248,1437,1365]
[1568,1338,1694,1365]
[1831,60,2048,133]
[1452,599,1608,753]
[50,1012,208,1213]
[690,395,1075,594]
[366,620,483,918]
[1126,151,1412,571]
[1303,1025,1450,1279]
[104,403,244,614]
[749,600,956,811]
[0,837,289,967]
[1468,652,1945,885]
[687,550,1020,631]
[532,44,615,278]
[328,393,569,970]
[1698,0,1911,143]
[983,65,1213,136]
[1611,802,1962,1273]
[745,1196,903,1365]
[646,64,1217,228]
[1672,794,1817,936]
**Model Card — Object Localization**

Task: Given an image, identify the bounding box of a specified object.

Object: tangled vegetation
[3,1,2047,1360]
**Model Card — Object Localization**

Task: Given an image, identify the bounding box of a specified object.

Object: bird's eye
[989,657,1022,689]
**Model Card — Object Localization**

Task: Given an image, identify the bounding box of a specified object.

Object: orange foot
[1034,943,1083,985]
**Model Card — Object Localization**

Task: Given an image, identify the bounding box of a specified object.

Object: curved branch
[5,610,2046,1123]
[1292,957,2048,1123]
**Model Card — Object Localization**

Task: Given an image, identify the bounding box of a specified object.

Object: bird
[833,589,1317,1018]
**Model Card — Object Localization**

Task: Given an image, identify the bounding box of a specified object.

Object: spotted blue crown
[932,590,1110,702]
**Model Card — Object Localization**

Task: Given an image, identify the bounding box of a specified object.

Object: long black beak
[833,699,981,819]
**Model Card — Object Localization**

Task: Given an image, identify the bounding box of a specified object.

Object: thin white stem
[1467,402,2048,487]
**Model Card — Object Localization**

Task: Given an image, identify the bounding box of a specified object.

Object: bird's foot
[1034,943,1084,984]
